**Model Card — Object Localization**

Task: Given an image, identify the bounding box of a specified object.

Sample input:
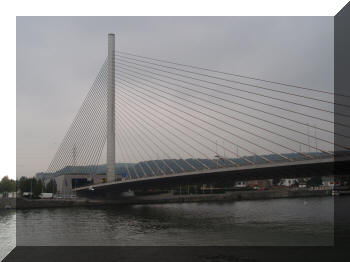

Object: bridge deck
[74,155,350,193]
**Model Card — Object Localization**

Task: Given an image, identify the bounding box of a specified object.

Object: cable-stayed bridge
[42,34,350,197]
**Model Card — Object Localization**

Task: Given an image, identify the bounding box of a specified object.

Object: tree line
[17,177,57,196]
[0,176,57,197]
[0,176,16,193]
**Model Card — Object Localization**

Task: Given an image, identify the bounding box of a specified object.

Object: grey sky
[17,16,335,178]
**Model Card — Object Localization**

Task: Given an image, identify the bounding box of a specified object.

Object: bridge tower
[107,33,116,182]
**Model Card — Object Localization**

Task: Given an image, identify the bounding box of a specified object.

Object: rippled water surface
[0,210,15,261]
[11,197,334,247]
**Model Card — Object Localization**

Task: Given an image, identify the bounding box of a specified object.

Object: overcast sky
[16,16,335,179]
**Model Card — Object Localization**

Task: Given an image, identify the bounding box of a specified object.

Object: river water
[0,210,15,261]
[1,197,334,259]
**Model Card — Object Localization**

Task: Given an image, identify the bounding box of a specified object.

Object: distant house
[1,192,16,199]
[280,178,298,187]
[298,182,307,188]
[322,176,339,187]
[247,179,273,189]
[22,192,33,198]
[234,181,247,188]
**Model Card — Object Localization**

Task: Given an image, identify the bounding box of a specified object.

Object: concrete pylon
[107,33,115,182]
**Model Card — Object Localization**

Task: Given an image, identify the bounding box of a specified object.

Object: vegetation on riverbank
[10,188,333,210]
[17,177,57,197]
[0,176,16,193]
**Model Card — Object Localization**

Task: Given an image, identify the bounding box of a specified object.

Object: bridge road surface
[74,154,350,197]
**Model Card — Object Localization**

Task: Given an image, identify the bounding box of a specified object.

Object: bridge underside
[75,156,350,198]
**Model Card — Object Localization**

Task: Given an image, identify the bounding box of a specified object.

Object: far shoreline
[0,188,336,210]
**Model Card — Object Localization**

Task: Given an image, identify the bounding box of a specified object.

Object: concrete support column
[107,33,116,182]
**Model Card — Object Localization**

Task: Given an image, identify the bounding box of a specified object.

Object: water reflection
[15,197,333,246]
[0,209,16,261]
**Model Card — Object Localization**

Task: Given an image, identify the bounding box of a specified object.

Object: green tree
[18,177,46,197]
[18,176,28,193]
[45,179,57,194]
[0,176,16,193]
[273,177,281,186]
[18,176,34,193]
[307,176,323,187]
[33,179,44,197]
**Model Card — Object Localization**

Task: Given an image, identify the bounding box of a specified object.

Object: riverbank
[0,198,15,209]
[132,188,332,204]
[4,188,332,209]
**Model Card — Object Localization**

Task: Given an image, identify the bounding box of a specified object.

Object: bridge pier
[107,33,116,182]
